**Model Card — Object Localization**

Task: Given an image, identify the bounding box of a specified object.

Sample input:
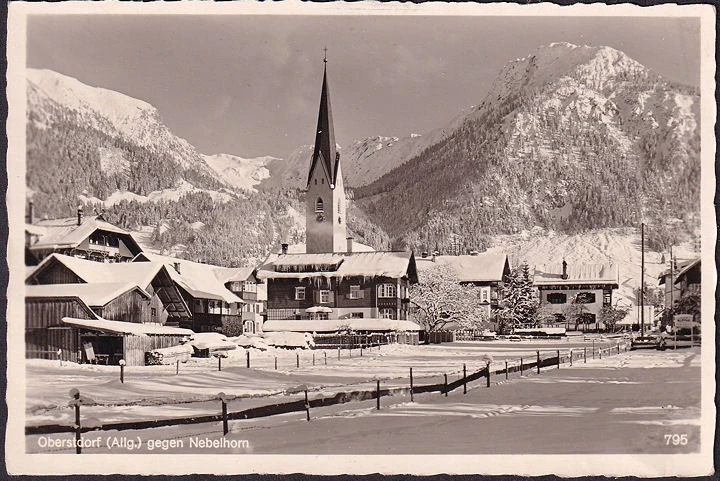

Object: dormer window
[315,198,324,213]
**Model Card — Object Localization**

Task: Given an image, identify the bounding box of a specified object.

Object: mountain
[353,43,701,254]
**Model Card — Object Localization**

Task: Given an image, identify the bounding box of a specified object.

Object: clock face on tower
[316,213,325,222]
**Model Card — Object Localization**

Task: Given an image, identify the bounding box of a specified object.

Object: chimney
[173,262,181,275]
[561,259,568,280]
[346,236,353,253]
[77,206,84,226]
[26,200,34,224]
[281,243,288,255]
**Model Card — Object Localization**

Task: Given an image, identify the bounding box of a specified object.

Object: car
[630,335,660,350]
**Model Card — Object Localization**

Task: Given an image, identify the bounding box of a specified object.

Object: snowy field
[25,340,702,454]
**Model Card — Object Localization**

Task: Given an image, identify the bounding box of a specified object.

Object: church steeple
[305,53,347,254]
[307,56,339,188]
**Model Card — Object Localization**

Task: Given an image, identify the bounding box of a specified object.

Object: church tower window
[315,198,324,213]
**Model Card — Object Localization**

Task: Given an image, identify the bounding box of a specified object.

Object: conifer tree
[497,262,539,334]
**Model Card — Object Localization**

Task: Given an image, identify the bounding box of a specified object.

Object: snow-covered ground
[25,346,701,454]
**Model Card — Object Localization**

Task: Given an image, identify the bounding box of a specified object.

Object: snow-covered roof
[673,258,700,285]
[25,223,47,236]
[26,282,149,307]
[262,318,422,333]
[282,241,375,254]
[28,253,166,289]
[415,253,510,283]
[534,263,618,286]
[213,266,256,284]
[29,215,141,253]
[133,253,244,304]
[62,317,193,336]
[256,251,417,282]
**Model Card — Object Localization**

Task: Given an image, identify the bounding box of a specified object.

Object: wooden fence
[26,341,630,445]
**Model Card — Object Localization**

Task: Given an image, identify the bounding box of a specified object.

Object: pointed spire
[307,53,338,188]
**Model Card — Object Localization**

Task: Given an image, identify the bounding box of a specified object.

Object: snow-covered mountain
[355,43,701,254]
[202,153,277,192]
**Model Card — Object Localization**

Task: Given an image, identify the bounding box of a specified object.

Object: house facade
[534,260,619,330]
[257,251,418,323]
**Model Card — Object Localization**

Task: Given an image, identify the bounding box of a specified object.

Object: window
[351,312,364,319]
[295,287,306,301]
[379,308,395,320]
[195,299,205,314]
[576,292,596,304]
[349,285,363,299]
[480,288,490,303]
[315,198,324,213]
[547,293,567,304]
[377,283,397,298]
[319,290,331,303]
[151,307,157,318]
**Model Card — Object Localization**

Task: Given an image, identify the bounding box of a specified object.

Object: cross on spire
[323,47,328,63]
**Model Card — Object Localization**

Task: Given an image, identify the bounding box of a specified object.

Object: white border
[6,1,716,476]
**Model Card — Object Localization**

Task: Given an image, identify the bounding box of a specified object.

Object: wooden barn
[26,283,192,365]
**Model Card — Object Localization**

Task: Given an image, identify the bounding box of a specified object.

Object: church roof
[306,63,340,188]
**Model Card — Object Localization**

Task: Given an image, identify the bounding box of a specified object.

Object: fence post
[592,339,595,359]
[570,349,573,366]
[58,349,63,367]
[584,346,587,363]
[599,348,602,360]
[410,367,414,402]
[312,353,315,366]
[360,346,363,357]
[556,350,560,368]
[376,380,381,410]
[536,351,541,374]
[304,390,310,421]
[324,351,327,365]
[486,362,491,388]
[246,350,250,369]
[70,388,82,454]
[119,359,125,383]
[505,360,508,380]
[463,364,467,394]
[218,355,222,372]
[218,393,228,435]
[520,358,523,376]
[296,352,300,368]
[444,373,448,396]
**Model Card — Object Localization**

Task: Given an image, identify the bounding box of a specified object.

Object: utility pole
[640,222,645,338]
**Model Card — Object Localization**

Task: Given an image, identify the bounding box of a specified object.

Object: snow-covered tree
[597,304,630,332]
[497,262,539,334]
[410,264,483,332]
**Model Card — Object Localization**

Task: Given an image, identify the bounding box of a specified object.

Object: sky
[26,13,701,159]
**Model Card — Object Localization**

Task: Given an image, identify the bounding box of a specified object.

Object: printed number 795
[664,434,688,446]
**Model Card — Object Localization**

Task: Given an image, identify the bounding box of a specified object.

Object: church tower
[305,54,347,254]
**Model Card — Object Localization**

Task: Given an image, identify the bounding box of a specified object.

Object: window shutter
[313,290,320,304]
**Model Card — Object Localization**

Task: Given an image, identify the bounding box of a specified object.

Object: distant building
[673,258,700,299]
[25,205,142,265]
[415,252,511,319]
[534,260,619,329]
